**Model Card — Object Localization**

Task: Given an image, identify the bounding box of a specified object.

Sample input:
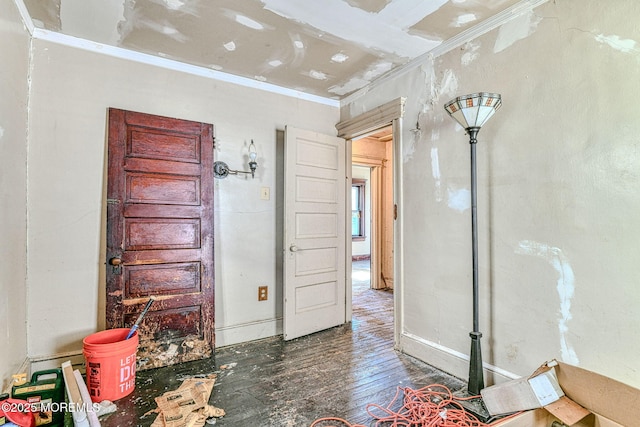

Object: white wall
[343,0,640,388]
[0,0,30,391]
[351,165,371,257]
[25,39,339,359]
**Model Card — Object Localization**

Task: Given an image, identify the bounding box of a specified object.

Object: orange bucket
[82,328,138,402]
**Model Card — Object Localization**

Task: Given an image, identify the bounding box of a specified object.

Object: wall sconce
[214,140,258,179]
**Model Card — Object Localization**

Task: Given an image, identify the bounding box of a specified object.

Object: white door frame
[351,157,384,291]
[336,97,405,346]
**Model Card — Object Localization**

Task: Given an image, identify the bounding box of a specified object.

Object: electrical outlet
[258,286,268,301]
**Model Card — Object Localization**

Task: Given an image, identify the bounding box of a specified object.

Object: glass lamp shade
[249,140,257,162]
[444,92,502,129]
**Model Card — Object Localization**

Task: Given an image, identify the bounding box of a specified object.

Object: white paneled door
[284,126,347,340]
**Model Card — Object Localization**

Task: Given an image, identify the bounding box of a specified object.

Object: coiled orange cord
[311,384,520,427]
[365,384,488,426]
[309,418,367,427]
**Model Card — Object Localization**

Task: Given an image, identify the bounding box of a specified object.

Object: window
[352,179,366,240]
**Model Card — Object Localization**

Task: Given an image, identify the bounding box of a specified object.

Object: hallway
[102,263,465,426]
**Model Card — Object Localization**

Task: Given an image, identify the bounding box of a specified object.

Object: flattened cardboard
[554,361,640,427]
[481,375,541,414]
[543,395,590,426]
[490,361,640,427]
[481,364,564,415]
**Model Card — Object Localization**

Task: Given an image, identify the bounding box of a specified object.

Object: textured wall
[0,0,30,391]
[343,0,640,388]
[25,40,339,357]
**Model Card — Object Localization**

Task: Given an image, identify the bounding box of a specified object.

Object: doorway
[351,125,394,307]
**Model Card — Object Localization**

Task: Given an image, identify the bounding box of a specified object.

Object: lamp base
[452,389,492,423]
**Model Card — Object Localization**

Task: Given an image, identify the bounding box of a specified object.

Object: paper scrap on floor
[150,376,225,427]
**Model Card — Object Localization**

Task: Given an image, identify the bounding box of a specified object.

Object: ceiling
[21,0,522,100]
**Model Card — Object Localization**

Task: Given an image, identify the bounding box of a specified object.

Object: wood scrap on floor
[150,375,224,427]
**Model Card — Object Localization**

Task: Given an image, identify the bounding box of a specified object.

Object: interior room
[2,0,640,425]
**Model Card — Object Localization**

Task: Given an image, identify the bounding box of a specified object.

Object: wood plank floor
[102,261,466,426]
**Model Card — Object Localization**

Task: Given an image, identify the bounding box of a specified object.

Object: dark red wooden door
[106,108,214,370]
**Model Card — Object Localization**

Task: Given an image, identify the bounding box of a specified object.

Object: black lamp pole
[443,92,501,398]
[466,127,484,396]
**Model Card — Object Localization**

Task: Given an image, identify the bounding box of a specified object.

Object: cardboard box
[483,360,640,426]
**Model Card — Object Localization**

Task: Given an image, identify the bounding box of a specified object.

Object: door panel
[284,126,346,340]
[107,108,214,370]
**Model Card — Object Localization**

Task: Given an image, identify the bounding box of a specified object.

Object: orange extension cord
[310,384,520,427]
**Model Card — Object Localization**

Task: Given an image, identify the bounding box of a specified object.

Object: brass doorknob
[109,257,122,266]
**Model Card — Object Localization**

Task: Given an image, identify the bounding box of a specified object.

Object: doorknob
[289,245,298,252]
[108,257,123,275]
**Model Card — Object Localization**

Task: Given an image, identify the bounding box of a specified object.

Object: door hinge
[394,204,398,220]
[107,199,120,205]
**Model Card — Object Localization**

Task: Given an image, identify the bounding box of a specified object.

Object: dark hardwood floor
[102,261,465,426]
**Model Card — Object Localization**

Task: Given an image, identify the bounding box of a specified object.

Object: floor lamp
[444,92,502,396]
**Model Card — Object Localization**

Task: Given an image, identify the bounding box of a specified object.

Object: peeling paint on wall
[516,240,580,365]
[447,187,470,212]
[494,10,541,53]
[594,34,637,53]
[419,62,437,111]
[420,63,458,114]
[403,133,416,164]
[431,147,443,202]
[439,69,459,99]
[461,41,480,66]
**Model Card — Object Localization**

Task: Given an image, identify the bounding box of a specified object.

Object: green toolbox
[11,369,65,427]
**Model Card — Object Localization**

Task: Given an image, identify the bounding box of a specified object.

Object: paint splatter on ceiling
[22,0,521,100]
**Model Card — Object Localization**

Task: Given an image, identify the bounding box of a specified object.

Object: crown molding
[13,0,35,34]
[340,0,550,107]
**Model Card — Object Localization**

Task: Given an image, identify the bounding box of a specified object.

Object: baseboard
[215,317,282,348]
[29,350,85,375]
[398,332,519,387]
[18,321,282,377]
[4,352,84,394]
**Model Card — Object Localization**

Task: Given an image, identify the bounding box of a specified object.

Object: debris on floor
[149,375,224,427]
[95,400,118,417]
[311,384,495,427]
[137,335,213,371]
